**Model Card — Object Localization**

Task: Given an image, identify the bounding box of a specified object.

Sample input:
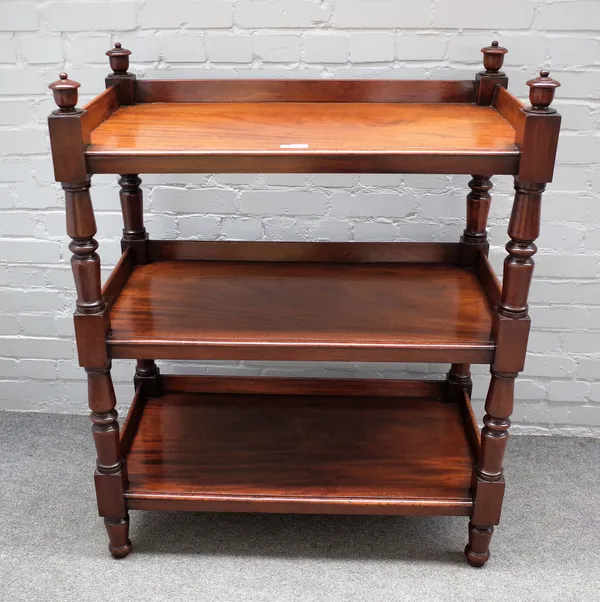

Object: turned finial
[106,42,131,75]
[526,69,561,112]
[49,72,81,112]
[481,41,508,74]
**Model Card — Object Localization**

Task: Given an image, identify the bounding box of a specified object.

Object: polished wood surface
[47,43,563,563]
[493,85,526,131]
[148,240,460,264]
[159,374,446,399]
[135,79,477,104]
[125,382,474,514]
[81,86,119,133]
[89,102,517,155]
[108,260,494,363]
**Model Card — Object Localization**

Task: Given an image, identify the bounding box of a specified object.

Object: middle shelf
[103,241,499,364]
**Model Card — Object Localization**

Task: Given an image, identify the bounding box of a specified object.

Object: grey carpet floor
[1,411,599,602]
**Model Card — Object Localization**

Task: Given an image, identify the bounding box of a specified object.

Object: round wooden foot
[105,516,132,559]
[465,522,493,567]
[464,544,489,567]
[109,540,133,559]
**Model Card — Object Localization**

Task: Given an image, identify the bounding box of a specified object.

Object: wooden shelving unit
[48,41,561,566]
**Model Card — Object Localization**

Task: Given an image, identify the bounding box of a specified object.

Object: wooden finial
[49,72,81,113]
[106,42,131,75]
[481,41,508,74]
[526,69,561,113]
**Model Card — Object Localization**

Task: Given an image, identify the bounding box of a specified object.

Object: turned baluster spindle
[51,71,130,558]
[499,182,544,318]
[450,176,492,399]
[459,175,493,268]
[64,182,105,315]
[478,374,514,482]
[467,184,547,568]
[464,176,493,247]
[118,174,148,263]
[467,70,560,567]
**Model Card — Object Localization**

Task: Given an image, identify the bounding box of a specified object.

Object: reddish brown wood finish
[460,175,493,267]
[81,86,119,133]
[136,79,478,104]
[493,86,526,131]
[148,240,460,263]
[46,45,563,565]
[47,74,88,183]
[160,374,446,399]
[105,43,136,106]
[446,363,473,404]
[118,174,148,264]
[88,362,131,558]
[86,102,519,175]
[102,247,134,310]
[107,260,495,364]
[124,376,474,515]
[476,42,508,106]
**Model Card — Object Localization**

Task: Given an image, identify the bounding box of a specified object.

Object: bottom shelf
[123,376,477,516]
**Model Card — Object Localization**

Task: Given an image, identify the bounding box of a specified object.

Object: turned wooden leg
[88,362,132,559]
[467,180,543,567]
[465,371,513,567]
[64,179,131,558]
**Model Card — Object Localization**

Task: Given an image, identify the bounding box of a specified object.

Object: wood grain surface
[135,79,477,104]
[125,389,474,512]
[107,260,495,362]
[89,102,517,154]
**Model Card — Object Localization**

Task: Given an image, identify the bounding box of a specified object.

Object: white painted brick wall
[0,0,599,436]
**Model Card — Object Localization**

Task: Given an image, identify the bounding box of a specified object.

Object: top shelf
[48,43,562,180]
[87,101,519,175]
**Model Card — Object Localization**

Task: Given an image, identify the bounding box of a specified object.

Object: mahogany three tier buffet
[48,41,561,566]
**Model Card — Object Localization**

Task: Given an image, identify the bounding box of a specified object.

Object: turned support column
[448,175,492,402]
[460,175,493,267]
[466,180,544,567]
[63,177,131,558]
[50,72,131,558]
[88,362,131,558]
[117,173,161,397]
[118,174,149,263]
[464,65,561,568]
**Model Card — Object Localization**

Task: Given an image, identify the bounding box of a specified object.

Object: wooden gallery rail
[47,41,561,566]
